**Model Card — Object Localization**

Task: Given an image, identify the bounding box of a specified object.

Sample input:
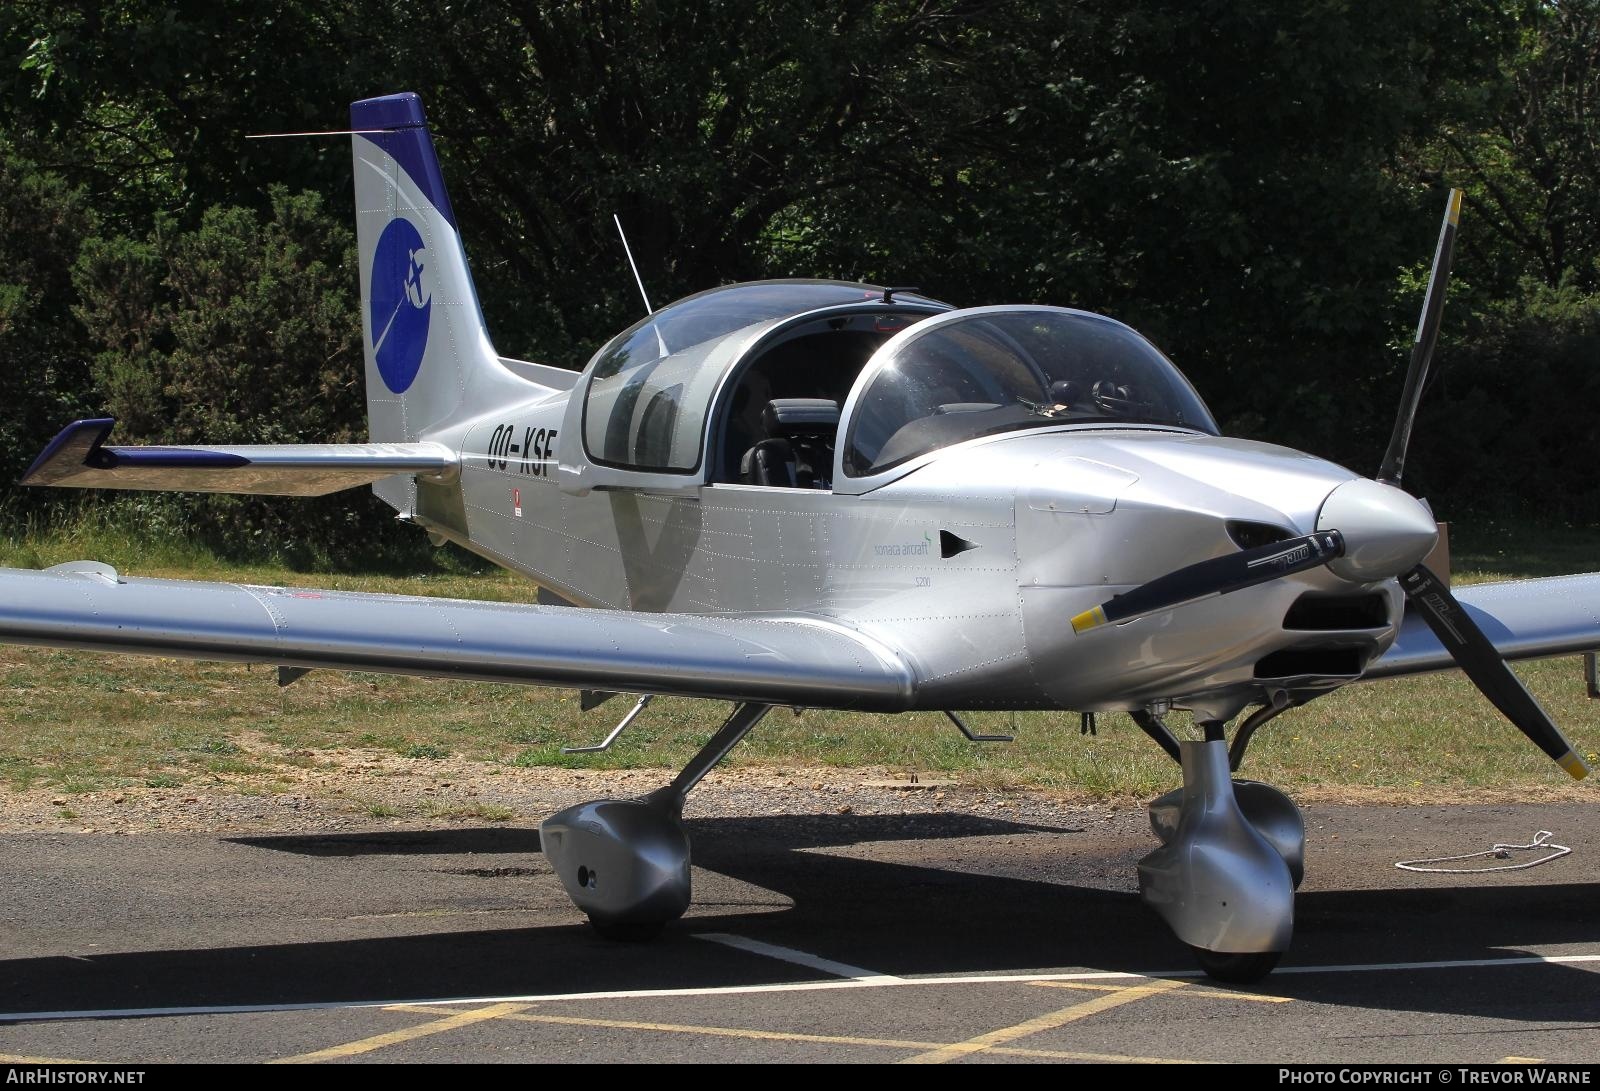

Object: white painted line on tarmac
[697,933,904,983]
[1,951,1595,1024]
[1270,953,1600,976]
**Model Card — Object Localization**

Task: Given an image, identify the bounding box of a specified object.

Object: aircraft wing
[1365,573,1600,679]
[0,564,916,711]
[21,419,455,496]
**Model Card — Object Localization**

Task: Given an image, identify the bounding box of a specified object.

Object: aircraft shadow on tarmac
[223,812,1080,857]
[2,813,1596,1024]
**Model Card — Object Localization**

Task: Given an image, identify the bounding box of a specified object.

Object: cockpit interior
[715,310,927,489]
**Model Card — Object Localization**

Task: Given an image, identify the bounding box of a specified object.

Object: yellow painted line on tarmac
[268,1001,530,1064]
[899,977,1191,1064]
[1031,979,1293,1003]
[391,1003,934,1052]
[996,1046,1201,1063]
[389,1003,1200,1063]
[0,1054,93,1064]
[1502,1057,1546,1064]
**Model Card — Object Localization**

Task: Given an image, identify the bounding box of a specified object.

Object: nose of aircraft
[1316,478,1438,582]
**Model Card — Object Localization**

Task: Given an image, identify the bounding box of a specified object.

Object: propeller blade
[1071,531,1344,634]
[1378,188,1462,488]
[1400,564,1590,780]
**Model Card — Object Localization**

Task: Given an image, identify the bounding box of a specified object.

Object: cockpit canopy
[567,285,1217,495]
[580,280,943,474]
[840,307,1219,480]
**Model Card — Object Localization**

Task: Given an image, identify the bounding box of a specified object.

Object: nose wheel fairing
[1138,740,1299,961]
[1148,775,1305,888]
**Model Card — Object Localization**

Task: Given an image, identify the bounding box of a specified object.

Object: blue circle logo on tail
[370,218,432,394]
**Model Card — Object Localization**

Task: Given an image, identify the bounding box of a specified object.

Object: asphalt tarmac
[0,800,1596,1064]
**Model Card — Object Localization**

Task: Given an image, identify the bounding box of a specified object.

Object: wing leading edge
[0,565,916,711]
[1366,573,1600,680]
[3,562,1589,714]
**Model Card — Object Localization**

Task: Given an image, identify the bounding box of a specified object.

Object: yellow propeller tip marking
[1070,606,1108,634]
[1557,752,1589,781]
[1448,189,1463,225]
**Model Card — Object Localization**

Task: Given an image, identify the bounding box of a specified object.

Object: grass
[1447,517,1599,580]
[0,510,528,603]
[0,519,1595,801]
[422,801,517,822]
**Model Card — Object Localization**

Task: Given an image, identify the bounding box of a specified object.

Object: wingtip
[19,418,117,486]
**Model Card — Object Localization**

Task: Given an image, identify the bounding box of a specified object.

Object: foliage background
[1,0,1595,565]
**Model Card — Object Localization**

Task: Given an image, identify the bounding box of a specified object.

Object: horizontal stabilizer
[21,419,455,496]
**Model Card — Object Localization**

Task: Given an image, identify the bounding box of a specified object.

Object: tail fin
[351,93,495,448]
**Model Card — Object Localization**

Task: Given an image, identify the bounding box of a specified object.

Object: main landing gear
[540,702,771,938]
[543,697,1303,982]
[1132,706,1305,982]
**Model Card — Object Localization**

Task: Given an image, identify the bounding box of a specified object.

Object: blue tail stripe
[350,93,458,230]
[103,447,251,469]
[350,92,425,130]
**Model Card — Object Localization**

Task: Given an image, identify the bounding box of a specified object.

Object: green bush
[1408,282,1600,521]
[66,186,416,566]
[0,149,96,502]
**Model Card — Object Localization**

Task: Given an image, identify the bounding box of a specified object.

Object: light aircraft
[4,92,1597,982]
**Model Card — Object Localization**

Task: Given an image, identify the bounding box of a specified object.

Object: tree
[1402,2,1600,516]
[0,0,1584,548]
[0,1,383,230]
[0,149,95,507]
[72,187,376,562]
[1430,0,1600,294]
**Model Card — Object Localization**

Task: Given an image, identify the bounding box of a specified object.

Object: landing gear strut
[541,702,771,937]
[1136,721,1305,983]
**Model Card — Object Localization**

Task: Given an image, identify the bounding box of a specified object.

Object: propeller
[1378,188,1461,490]
[1376,188,1587,780]
[1070,188,1590,780]
[1069,476,1434,636]
[1401,566,1588,779]
[1070,532,1345,634]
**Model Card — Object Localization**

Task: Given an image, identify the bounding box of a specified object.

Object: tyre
[588,918,666,942]
[1191,947,1282,983]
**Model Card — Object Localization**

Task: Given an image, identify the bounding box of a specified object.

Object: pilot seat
[740,398,839,489]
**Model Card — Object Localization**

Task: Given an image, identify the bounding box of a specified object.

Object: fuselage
[399,290,1409,716]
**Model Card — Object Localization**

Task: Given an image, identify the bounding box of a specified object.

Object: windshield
[583,280,941,472]
[842,307,1218,478]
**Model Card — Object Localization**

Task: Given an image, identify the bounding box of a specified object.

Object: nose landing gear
[1135,715,1306,983]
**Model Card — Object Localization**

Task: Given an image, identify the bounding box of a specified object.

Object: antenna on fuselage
[612,214,669,357]
[613,214,655,316]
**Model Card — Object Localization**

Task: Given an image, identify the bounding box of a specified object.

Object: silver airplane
[4,93,1597,982]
